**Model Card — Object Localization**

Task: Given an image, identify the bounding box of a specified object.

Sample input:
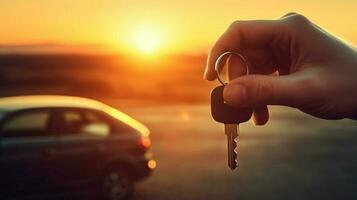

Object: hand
[204,13,357,124]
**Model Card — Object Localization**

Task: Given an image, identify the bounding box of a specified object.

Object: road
[127,105,357,200]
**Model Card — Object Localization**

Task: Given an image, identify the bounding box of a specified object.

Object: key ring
[214,52,250,86]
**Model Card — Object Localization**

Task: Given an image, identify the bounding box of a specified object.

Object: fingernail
[223,84,247,106]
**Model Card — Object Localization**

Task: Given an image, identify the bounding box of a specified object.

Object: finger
[227,54,247,81]
[213,53,230,78]
[223,73,314,108]
[252,105,269,125]
[228,53,269,125]
[204,19,285,81]
[227,53,270,125]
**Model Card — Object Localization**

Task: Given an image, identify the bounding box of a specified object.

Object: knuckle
[249,77,274,106]
[228,20,246,31]
[258,79,274,104]
[297,72,326,105]
[229,20,243,28]
[282,13,311,33]
[211,42,225,54]
[285,12,298,17]
[288,13,310,26]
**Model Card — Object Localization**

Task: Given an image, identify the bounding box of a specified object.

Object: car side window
[110,118,138,135]
[1,110,53,138]
[61,109,111,137]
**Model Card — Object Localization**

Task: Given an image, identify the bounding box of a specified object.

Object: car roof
[0,95,105,112]
[0,95,150,136]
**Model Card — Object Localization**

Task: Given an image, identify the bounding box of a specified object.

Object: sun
[131,26,163,54]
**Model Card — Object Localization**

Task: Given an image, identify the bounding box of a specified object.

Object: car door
[0,108,60,193]
[54,108,113,187]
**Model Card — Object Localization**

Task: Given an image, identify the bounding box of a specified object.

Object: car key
[211,85,253,170]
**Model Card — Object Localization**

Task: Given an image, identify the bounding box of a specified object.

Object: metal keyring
[214,51,250,86]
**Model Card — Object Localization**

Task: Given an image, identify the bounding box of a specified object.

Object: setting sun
[130,26,163,54]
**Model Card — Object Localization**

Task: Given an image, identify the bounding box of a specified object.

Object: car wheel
[101,167,133,200]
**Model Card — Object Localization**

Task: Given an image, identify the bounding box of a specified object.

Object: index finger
[204,19,284,81]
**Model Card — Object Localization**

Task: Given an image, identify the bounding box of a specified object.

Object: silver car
[0,95,155,200]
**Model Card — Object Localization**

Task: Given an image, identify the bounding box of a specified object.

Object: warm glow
[130,26,163,54]
[180,111,190,121]
[148,160,157,169]
[0,1,356,54]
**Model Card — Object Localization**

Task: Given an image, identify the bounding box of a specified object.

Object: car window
[1,110,52,138]
[103,106,144,135]
[111,118,138,135]
[0,110,6,120]
[61,110,110,137]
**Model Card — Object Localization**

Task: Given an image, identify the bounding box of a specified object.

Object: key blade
[225,124,238,170]
[234,125,239,165]
[228,131,237,170]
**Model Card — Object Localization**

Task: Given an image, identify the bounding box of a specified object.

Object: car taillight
[137,137,151,149]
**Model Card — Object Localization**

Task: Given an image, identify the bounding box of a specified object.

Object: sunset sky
[1,0,356,54]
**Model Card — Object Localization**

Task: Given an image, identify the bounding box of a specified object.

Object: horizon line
[0,43,209,56]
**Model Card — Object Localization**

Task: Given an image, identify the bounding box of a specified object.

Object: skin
[204,13,357,125]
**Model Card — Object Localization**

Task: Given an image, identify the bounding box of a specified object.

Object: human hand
[204,13,357,124]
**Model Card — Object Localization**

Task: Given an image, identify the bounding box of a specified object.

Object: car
[0,95,156,200]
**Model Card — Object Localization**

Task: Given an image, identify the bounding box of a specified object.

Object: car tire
[100,167,134,200]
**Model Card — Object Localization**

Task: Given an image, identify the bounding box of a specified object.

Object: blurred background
[1,0,357,199]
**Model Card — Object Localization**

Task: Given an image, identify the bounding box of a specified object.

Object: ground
[127,105,357,200]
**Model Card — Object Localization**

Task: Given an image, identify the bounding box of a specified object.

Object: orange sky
[1,0,356,54]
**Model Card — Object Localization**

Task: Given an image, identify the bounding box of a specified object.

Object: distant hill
[0,54,214,104]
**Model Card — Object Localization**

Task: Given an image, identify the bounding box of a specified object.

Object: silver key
[212,52,252,170]
[225,124,239,170]
[211,86,251,170]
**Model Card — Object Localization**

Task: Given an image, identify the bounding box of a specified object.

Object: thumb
[223,74,311,108]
